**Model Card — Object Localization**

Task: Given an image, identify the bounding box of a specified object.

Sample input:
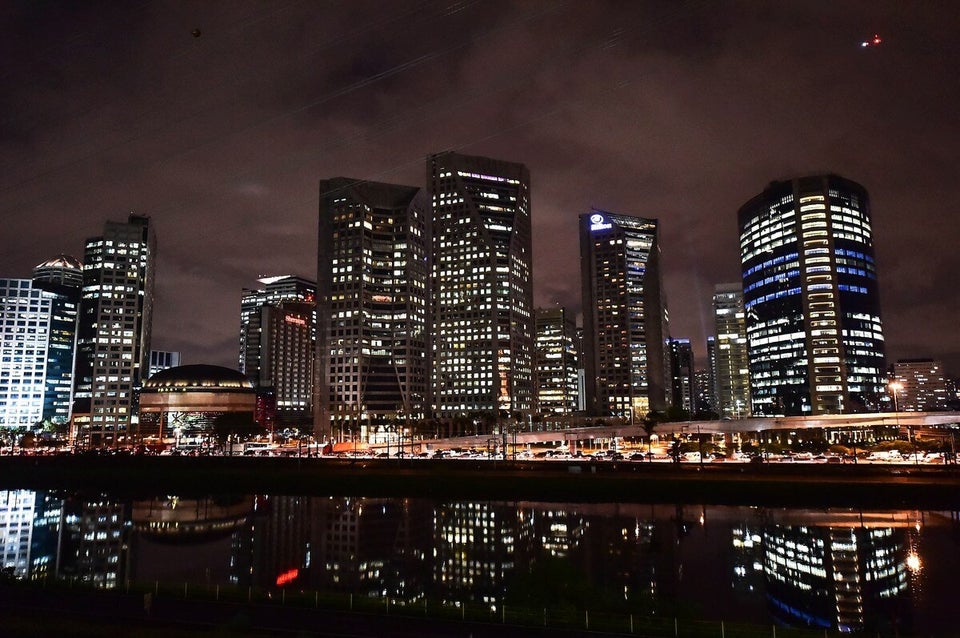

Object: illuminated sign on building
[284,314,307,327]
[275,568,299,586]
[589,213,612,231]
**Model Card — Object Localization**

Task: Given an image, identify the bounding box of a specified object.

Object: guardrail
[10,578,865,638]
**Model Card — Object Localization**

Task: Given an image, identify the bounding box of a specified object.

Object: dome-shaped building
[139,365,258,445]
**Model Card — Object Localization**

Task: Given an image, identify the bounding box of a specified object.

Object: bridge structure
[421,411,960,452]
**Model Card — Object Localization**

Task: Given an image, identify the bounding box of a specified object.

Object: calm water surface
[2,489,958,634]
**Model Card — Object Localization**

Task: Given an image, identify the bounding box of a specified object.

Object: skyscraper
[705,335,718,414]
[428,152,534,422]
[668,338,694,414]
[73,214,155,447]
[694,368,716,416]
[239,276,316,427]
[148,350,181,378]
[738,175,886,415]
[891,359,950,412]
[239,276,316,380]
[580,210,669,421]
[0,257,81,430]
[317,178,429,443]
[534,307,579,415]
[32,256,82,427]
[713,283,751,419]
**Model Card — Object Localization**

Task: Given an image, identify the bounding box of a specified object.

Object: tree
[668,439,682,463]
[210,412,263,450]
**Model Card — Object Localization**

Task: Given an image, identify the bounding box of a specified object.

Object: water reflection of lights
[906,553,921,573]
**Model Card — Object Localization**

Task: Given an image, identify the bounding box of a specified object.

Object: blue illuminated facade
[738,175,886,415]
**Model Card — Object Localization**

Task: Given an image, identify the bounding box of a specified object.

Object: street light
[889,380,917,465]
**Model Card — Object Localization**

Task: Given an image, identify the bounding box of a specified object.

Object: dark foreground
[3,455,960,508]
[0,582,609,638]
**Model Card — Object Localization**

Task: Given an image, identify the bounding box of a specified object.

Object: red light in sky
[861,34,883,47]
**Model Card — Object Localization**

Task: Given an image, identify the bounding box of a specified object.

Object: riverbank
[3,455,960,508]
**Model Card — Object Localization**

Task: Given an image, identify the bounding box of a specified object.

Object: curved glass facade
[738,175,886,415]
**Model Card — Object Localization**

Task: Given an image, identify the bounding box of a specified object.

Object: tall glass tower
[73,214,155,447]
[317,178,429,443]
[738,175,886,415]
[668,338,694,413]
[580,210,669,421]
[428,152,534,422]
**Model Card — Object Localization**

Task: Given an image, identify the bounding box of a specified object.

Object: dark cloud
[1,0,958,373]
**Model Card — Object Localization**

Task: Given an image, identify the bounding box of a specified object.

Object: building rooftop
[143,364,254,392]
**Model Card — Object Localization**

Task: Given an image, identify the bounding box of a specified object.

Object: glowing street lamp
[889,380,903,413]
[889,380,917,465]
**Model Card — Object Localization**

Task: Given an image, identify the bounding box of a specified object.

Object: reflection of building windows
[733,516,911,633]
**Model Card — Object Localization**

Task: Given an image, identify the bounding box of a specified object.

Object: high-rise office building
[239,276,316,380]
[694,368,715,416]
[317,178,429,443]
[148,350,181,378]
[260,302,314,424]
[705,335,718,414]
[891,359,950,412]
[580,210,669,421]
[428,152,534,422]
[0,256,81,429]
[713,283,751,419]
[73,214,155,447]
[668,338,694,414]
[32,257,82,427]
[739,175,886,415]
[239,276,316,427]
[534,307,579,415]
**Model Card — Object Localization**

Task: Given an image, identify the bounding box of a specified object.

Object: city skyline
[1,2,958,373]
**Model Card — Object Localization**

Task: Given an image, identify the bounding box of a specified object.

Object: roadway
[418,411,960,451]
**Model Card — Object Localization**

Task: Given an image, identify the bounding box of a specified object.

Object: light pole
[889,380,916,465]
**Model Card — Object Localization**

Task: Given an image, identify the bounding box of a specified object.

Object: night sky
[2,1,958,373]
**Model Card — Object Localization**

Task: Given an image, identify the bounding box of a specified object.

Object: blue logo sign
[590,213,612,231]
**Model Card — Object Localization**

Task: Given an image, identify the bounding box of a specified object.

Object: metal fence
[63,579,848,638]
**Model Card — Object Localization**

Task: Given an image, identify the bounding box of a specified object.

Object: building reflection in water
[3,490,957,633]
[306,497,432,602]
[732,511,916,633]
[433,502,535,606]
[0,490,36,579]
[56,496,129,589]
[129,495,254,586]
